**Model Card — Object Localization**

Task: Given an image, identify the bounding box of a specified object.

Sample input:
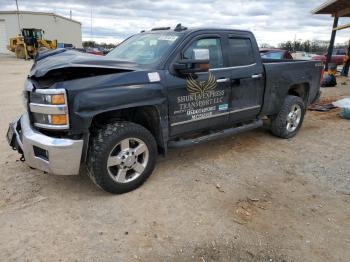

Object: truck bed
[260,59,323,117]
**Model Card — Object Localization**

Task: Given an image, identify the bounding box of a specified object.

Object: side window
[183,38,224,69]
[228,38,255,66]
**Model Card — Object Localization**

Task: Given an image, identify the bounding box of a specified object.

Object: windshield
[106,32,181,65]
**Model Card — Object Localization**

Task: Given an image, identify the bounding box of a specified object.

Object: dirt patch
[174,241,292,262]
[308,109,342,120]
[232,196,270,225]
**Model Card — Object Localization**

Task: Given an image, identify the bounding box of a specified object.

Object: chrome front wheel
[107,138,149,183]
[87,122,157,194]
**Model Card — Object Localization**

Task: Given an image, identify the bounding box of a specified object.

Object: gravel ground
[0,54,349,262]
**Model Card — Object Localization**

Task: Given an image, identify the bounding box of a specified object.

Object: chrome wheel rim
[286,104,302,132]
[107,138,149,183]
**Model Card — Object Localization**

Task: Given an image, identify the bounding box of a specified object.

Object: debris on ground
[333,98,350,119]
[333,97,350,108]
[216,183,225,193]
[308,103,337,112]
[340,108,350,119]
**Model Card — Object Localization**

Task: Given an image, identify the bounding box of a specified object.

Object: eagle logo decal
[186,73,217,96]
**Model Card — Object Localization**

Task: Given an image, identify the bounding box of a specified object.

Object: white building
[0,11,82,53]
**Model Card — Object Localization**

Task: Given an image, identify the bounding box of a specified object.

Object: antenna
[174,23,187,32]
[14,0,21,33]
[70,10,72,20]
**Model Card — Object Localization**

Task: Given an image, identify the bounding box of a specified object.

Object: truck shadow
[160,127,270,164]
[33,127,270,196]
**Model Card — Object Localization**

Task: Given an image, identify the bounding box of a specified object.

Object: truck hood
[30,48,141,78]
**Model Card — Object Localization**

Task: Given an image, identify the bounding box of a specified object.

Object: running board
[168,119,263,148]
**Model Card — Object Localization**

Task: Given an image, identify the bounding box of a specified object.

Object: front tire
[87,122,157,194]
[270,95,305,139]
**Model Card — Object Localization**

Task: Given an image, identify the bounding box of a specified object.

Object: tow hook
[20,155,25,162]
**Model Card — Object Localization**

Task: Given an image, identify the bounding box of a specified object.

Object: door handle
[216,78,231,83]
[251,74,263,79]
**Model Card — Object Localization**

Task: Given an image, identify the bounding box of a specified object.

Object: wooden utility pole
[325,15,339,71]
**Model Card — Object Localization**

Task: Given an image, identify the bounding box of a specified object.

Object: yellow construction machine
[7,28,57,59]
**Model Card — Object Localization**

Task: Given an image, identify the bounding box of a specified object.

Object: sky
[1,0,350,46]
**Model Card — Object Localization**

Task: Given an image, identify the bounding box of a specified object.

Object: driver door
[166,35,232,136]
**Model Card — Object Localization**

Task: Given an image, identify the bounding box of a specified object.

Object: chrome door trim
[210,63,257,71]
[230,105,261,114]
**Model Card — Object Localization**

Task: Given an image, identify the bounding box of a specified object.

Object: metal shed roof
[0,11,81,25]
[312,0,350,71]
[312,0,350,17]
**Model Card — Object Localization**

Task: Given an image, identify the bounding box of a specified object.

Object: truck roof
[145,24,252,35]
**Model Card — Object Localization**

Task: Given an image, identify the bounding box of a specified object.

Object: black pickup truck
[7,25,322,194]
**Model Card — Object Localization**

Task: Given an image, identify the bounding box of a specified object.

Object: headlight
[30,92,66,105]
[51,94,66,105]
[29,89,69,130]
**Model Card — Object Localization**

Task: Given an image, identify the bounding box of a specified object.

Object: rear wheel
[270,95,305,139]
[87,122,157,194]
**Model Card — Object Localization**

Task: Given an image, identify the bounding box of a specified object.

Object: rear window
[228,38,255,66]
[261,51,284,59]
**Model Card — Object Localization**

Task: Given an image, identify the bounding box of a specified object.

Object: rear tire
[270,95,305,139]
[87,122,157,194]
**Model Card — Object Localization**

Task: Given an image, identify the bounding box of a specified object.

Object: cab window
[228,38,255,66]
[183,38,224,69]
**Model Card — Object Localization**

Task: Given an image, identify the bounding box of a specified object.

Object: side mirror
[193,48,209,60]
[173,48,210,74]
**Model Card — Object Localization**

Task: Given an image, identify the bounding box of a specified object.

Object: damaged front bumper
[7,113,84,175]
